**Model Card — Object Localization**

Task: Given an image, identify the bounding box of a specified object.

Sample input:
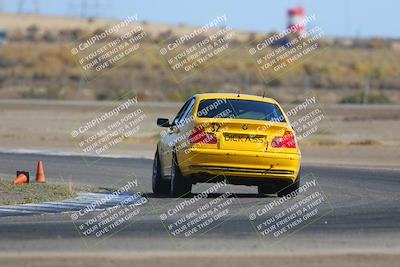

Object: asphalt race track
[0,152,399,252]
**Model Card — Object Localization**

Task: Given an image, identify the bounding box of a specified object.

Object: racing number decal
[210,123,221,132]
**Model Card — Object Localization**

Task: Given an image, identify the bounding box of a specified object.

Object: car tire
[170,153,192,197]
[152,151,170,194]
[277,171,301,197]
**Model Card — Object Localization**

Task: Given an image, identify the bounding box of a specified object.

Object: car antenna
[237,90,240,97]
[262,91,266,98]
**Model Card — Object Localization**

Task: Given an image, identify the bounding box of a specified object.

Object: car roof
[193,93,278,104]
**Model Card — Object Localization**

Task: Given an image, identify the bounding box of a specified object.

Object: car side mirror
[157,118,170,127]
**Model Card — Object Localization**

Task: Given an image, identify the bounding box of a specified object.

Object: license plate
[224,134,265,143]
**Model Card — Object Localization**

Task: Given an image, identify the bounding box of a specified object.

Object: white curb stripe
[0,192,147,217]
[0,208,38,214]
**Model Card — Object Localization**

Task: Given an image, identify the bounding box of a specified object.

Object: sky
[1,0,398,38]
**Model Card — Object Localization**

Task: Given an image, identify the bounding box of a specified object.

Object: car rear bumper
[178,148,301,183]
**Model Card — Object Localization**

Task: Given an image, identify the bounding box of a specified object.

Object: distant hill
[0,13,252,41]
[0,14,399,104]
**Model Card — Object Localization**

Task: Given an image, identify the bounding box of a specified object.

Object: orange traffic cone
[36,161,46,183]
[14,172,29,184]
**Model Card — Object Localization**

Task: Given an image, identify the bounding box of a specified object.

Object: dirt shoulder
[0,179,94,205]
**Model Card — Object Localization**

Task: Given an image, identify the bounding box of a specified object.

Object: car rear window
[197,99,286,122]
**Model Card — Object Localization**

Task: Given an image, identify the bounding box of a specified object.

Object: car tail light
[271,131,297,148]
[189,127,217,144]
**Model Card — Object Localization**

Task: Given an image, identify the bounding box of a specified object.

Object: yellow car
[153,93,301,197]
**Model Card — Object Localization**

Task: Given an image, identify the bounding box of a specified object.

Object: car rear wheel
[170,153,192,197]
[152,151,170,194]
[277,171,301,197]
